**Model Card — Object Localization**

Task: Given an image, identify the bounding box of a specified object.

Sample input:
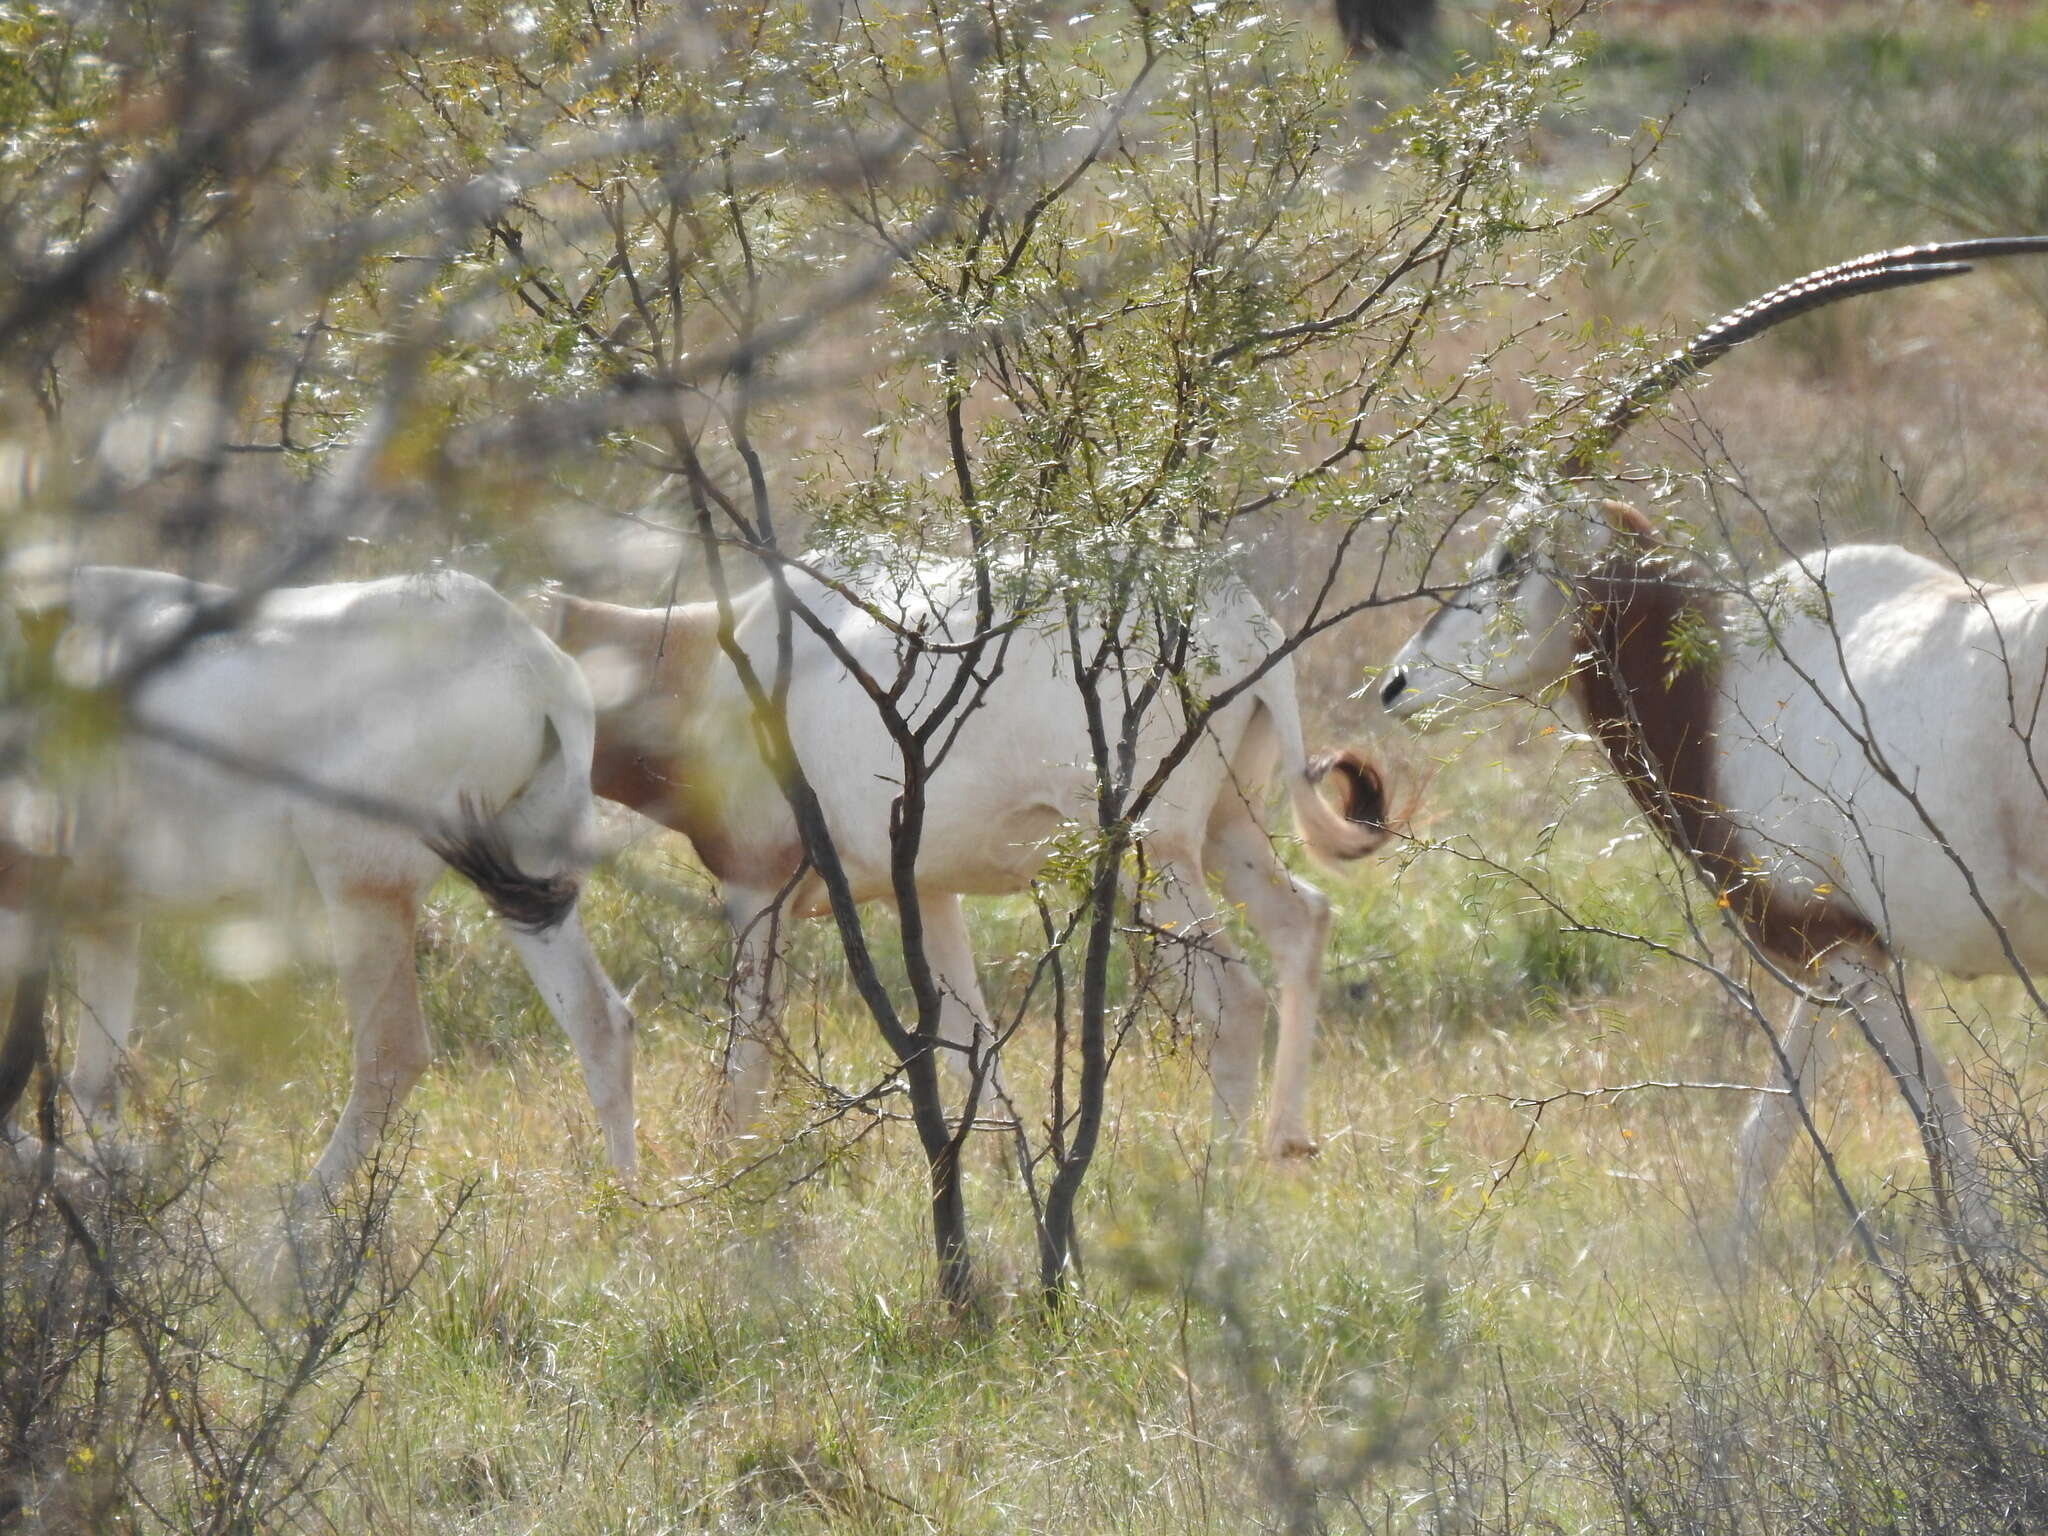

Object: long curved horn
[1560,236,2048,478]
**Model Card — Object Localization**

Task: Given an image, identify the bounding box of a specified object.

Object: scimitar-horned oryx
[0,566,638,1198]
[1378,238,2048,1246]
[540,559,1389,1159]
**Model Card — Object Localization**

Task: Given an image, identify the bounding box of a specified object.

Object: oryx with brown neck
[1379,238,2048,1249]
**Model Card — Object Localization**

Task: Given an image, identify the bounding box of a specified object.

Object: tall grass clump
[1568,1117,2048,1536]
[0,1107,471,1531]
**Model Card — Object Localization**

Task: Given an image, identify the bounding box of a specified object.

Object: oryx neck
[1566,511,1877,966]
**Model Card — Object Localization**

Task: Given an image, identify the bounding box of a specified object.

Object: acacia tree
[2,0,1645,1310]
[366,0,1639,1302]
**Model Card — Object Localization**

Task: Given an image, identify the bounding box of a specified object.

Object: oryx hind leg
[487,730,637,1179]
[1136,851,1268,1145]
[917,890,1008,1125]
[303,885,431,1205]
[504,915,637,1181]
[718,885,789,1140]
[69,923,141,1159]
[1206,796,1331,1160]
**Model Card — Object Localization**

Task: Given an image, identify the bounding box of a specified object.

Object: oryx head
[1376,235,2048,728]
[1378,496,1643,726]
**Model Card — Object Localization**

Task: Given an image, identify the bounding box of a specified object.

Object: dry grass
[87,719,2033,1531]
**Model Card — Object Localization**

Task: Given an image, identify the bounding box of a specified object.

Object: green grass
[82,702,2037,1531]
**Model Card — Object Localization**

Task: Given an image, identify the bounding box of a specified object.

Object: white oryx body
[2,567,637,1194]
[1383,502,2048,1242]
[1712,546,2048,973]
[544,560,1387,1157]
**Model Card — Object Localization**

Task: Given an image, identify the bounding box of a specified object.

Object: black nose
[1379,670,1407,709]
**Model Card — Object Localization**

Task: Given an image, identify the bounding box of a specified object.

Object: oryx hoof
[1264,1133,1322,1162]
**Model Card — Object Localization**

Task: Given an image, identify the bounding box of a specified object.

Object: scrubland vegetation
[6,0,2048,1530]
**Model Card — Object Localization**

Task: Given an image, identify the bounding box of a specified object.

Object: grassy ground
[37,4,2048,1531]
[108,733,2034,1532]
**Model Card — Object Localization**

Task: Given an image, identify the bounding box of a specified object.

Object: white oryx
[541,559,1388,1158]
[0,566,638,1196]
[1379,238,2048,1244]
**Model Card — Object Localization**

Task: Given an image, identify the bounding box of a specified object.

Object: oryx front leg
[1836,955,1995,1248]
[1733,989,1834,1255]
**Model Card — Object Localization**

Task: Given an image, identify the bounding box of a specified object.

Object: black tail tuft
[426,797,579,933]
[1308,748,1388,835]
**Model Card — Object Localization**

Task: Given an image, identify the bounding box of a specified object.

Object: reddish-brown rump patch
[589,733,678,821]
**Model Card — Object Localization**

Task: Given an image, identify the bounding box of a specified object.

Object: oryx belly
[710,562,1279,902]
